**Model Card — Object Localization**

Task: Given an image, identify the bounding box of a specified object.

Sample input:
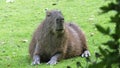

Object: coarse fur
[29,10,90,65]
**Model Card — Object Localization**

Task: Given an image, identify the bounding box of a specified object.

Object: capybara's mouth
[56,29,63,31]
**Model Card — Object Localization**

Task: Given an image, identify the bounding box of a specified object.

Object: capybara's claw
[81,50,90,57]
[47,60,57,65]
[31,60,40,65]
[31,55,40,65]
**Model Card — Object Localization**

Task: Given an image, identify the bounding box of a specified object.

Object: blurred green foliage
[89,0,120,68]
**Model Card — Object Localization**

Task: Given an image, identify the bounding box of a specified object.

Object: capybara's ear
[45,9,51,17]
[45,8,49,15]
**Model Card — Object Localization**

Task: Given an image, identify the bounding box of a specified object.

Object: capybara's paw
[81,50,90,57]
[31,55,40,65]
[31,59,40,65]
[47,59,57,65]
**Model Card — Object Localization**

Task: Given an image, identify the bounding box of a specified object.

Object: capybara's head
[45,10,65,33]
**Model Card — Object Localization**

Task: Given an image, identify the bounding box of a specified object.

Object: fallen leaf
[90,33,95,36]
[6,0,14,3]
[21,39,28,43]
[0,41,5,45]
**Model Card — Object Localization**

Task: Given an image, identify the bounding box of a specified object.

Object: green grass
[0,0,115,68]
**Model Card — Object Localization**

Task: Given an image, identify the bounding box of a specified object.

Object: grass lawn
[0,0,115,68]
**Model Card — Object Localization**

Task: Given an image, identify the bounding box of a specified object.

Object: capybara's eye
[56,18,59,21]
[47,14,51,17]
[61,18,64,21]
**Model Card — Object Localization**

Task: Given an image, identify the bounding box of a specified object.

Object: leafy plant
[89,0,120,68]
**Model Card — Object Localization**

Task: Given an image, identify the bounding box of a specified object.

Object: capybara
[29,10,90,65]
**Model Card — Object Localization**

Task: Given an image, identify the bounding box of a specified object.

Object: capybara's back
[29,10,90,65]
[68,23,88,51]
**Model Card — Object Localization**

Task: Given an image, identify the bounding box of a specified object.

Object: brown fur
[29,10,89,62]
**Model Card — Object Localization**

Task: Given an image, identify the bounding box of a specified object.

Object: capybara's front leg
[47,54,61,65]
[31,43,40,65]
[32,55,40,65]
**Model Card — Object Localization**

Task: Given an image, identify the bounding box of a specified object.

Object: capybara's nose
[56,17,64,22]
